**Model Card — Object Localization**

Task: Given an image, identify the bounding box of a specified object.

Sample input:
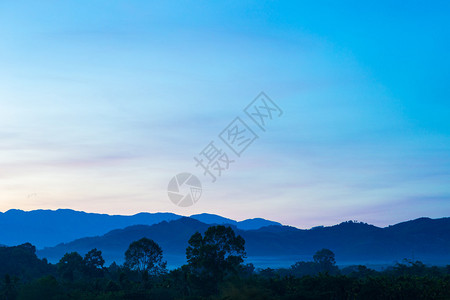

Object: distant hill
[37,217,450,268]
[0,209,281,248]
[190,213,281,230]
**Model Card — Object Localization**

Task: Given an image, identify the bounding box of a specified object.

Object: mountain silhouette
[0,209,280,248]
[35,216,450,268]
[190,213,281,230]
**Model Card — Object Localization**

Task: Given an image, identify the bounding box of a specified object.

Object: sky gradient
[1,1,449,228]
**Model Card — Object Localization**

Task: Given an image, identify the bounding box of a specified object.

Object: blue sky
[0,1,449,228]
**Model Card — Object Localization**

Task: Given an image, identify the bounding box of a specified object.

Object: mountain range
[0,209,281,248]
[33,215,450,269]
[2,209,449,269]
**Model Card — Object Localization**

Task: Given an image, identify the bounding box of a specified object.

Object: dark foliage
[0,243,54,280]
[1,227,450,300]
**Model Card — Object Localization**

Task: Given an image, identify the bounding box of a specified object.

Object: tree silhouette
[186,225,246,284]
[313,248,336,273]
[83,248,105,277]
[57,252,83,281]
[0,243,53,279]
[124,238,167,276]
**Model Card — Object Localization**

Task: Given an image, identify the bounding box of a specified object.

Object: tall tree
[313,248,336,273]
[124,238,166,276]
[83,248,105,277]
[57,252,83,281]
[186,225,246,283]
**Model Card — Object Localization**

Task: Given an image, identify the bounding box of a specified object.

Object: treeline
[1,225,450,299]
